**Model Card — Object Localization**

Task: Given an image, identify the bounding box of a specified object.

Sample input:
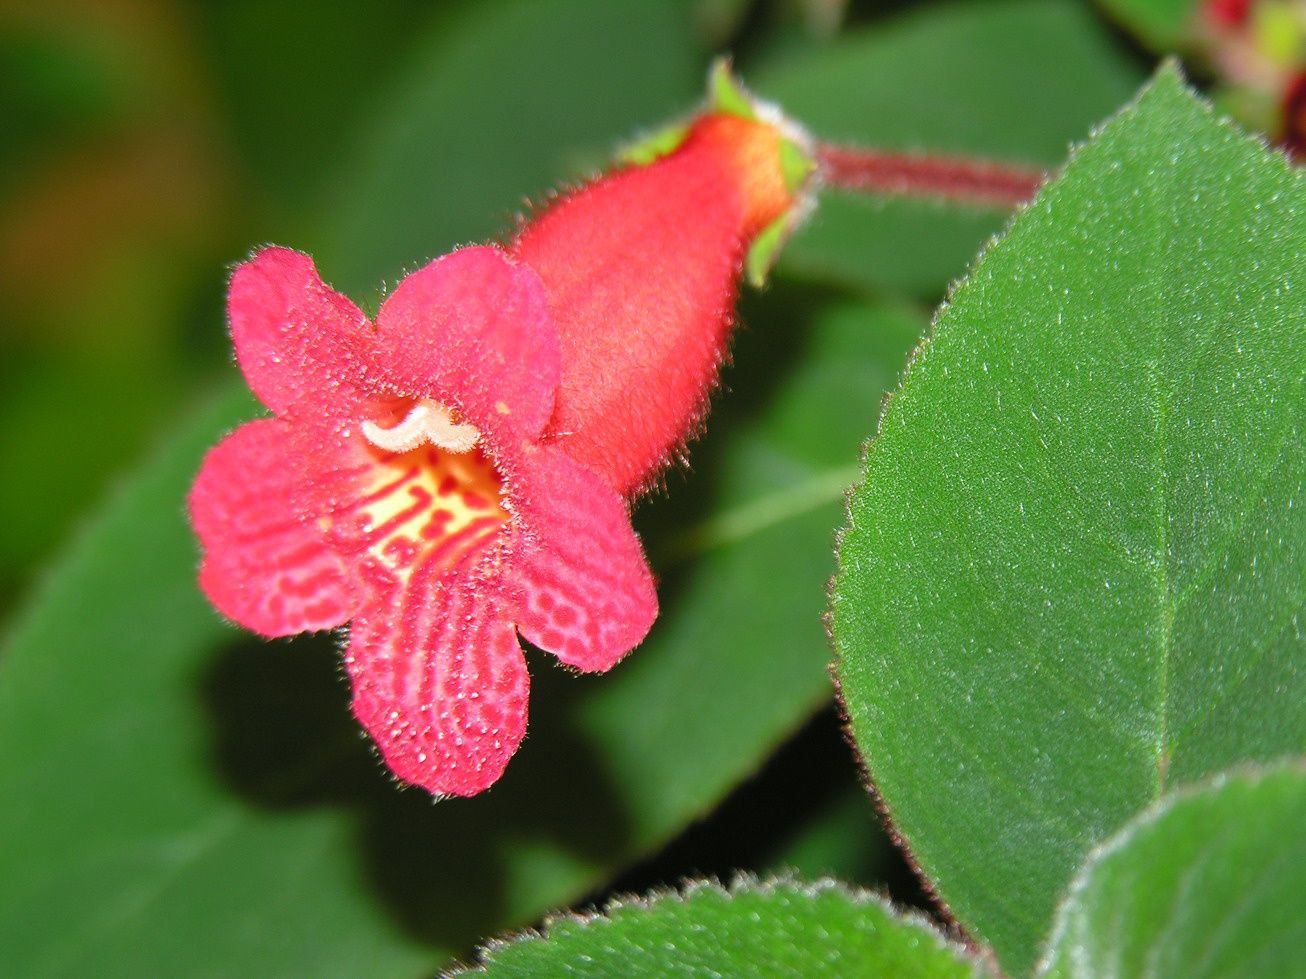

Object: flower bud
[512,63,816,495]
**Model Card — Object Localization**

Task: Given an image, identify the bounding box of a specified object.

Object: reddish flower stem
[816,142,1045,208]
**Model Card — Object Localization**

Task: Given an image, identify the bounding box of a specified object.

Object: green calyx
[778,135,816,194]
[618,121,692,167]
[713,57,815,286]
[710,58,815,286]
[745,215,789,288]
[620,58,762,166]
[709,57,760,120]
[622,57,817,287]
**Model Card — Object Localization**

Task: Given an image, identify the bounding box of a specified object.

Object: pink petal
[229,247,371,418]
[346,563,529,797]
[374,246,560,442]
[189,418,358,637]
[513,447,658,672]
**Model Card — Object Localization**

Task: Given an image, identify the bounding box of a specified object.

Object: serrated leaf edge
[452,871,991,976]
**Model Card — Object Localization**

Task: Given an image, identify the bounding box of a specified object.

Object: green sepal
[746,135,815,285]
[618,121,692,167]
[745,212,792,287]
[709,57,759,120]
[778,136,816,193]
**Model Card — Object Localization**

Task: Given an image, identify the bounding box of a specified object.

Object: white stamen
[361,400,481,454]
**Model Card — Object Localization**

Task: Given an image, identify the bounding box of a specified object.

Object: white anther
[361,400,481,454]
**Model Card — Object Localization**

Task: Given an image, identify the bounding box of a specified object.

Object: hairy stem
[816,142,1045,208]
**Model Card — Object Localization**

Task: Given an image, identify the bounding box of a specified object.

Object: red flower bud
[1282,71,1306,158]
[1206,0,1253,28]
[513,72,814,495]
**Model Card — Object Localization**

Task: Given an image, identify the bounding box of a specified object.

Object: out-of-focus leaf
[0,4,238,594]
[0,353,182,577]
[315,0,704,298]
[0,28,118,173]
[196,0,443,213]
[831,69,1305,975]
[603,291,927,833]
[1096,0,1200,51]
[468,879,989,978]
[753,0,1145,298]
[1039,762,1306,978]
[0,385,444,978]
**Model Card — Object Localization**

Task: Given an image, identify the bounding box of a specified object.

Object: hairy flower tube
[513,68,816,494]
[190,247,657,796]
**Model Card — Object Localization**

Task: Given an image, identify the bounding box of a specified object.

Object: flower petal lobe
[514,448,658,672]
[190,418,357,636]
[346,564,529,797]
[375,246,560,441]
[229,247,370,417]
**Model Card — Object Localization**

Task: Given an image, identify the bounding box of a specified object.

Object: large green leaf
[753,0,1144,298]
[469,878,989,977]
[0,273,924,976]
[831,68,1305,976]
[1039,761,1306,978]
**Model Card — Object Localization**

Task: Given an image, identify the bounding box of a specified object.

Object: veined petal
[189,418,358,636]
[229,247,371,417]
[374,246,560,442]
[513,447,657,672]
[346,563,528,797]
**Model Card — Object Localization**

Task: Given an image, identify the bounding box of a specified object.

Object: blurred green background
[0,0,1202,974]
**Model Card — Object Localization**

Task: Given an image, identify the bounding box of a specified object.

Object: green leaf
[0,276,925,975]
[753,0,1145,298]
[1096,0,1200,51]
[831,67,1305,976]
[196,0,451,210]
[1039,761,1306,978]
[469,878,989,977]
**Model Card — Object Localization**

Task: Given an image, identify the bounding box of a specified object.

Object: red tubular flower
[190,66,815,797]
[514,81,814,495]
[190,246,657,796]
